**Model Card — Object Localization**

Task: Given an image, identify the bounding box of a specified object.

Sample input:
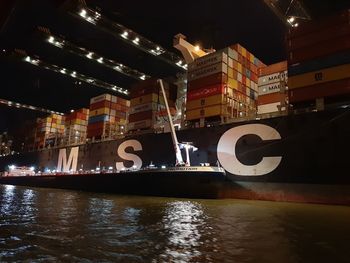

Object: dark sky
[0,0,349,133]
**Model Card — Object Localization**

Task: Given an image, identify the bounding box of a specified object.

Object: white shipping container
[237,72,242,83]
[220,47,238,61]
[188,62,227,81]
[90,94,112,104]
[228,58,233,68]
[251,81,258,92]
[258,82,283,96]
[257,102,285,114]
[188,52,228,71]
[258,71,288,86]
[111,96,117,103]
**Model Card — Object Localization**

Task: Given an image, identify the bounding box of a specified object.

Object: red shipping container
[129,110,153,123]
[90,100,111,111]
[289,78,350,103]
[187,84,226,101]
[238,54,243,63]
[287,23,350,51]
[188,72,228,90]
[242,75,246,85]
[288,35,350,64]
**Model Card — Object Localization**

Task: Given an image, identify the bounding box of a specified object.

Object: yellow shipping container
[249,53,254,63]
[186,94,226,110]
[130,93,165,106]
[237,63,242,73]
[228,67,233,78]
[186,105,226,120]
[44,117,52,123]
[241,47,247,57]
[228,78,238,89]
[119,119,127,125]
[246,78,251,88]
[89,107,110,117]
[288,63,350,89]
[51,123,57,128]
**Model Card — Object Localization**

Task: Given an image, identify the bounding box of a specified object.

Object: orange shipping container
[186,94,226,111]
[186,105,226,120]
[288,78,350,103]
[258,92,287,105]
[258,61,287,76]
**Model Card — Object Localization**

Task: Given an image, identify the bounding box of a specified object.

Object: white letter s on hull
[217,124,282,176]
[116,140,143,170]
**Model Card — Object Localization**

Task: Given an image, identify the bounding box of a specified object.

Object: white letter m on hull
[57,146,79,172]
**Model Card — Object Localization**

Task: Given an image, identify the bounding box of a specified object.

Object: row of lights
[79,9,101,25]
[76,8,187,70]
[45,34,150,81]
[22,55,129,95]
[0,98,64,115]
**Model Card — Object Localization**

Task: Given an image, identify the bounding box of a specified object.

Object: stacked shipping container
[128,79,175,132]
[87,94,129,139]
[257,61,288,114]
[186,44,263,123]
[34,114,65,148]
[64,108,89,145]
[287,9,350,107]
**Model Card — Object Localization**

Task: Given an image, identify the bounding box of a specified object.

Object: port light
[108,166,113,170]
[20,51,128,95]
[79,9,87,18]
[161,165,166,169]
[72,6,185,71]
[133,37,140,45]
[287,17,295,23]
[121,31,128,39]
[9,165,16,170]
[194,45,200,52]
[41,30,150,81]
[86,52,93,59]
[29,166,35,171]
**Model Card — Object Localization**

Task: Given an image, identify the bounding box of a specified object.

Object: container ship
[1,7,350,205]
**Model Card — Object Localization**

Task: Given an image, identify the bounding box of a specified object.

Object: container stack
[257,61,288,115]
[34,114,65,148]
[128,78,175,132]
[87,94,129,140]
[287,9,350,109]
[186,44,263,124]
[64,108,89,145]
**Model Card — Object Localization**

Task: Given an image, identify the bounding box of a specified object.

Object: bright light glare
[80,9,87,18]
[288,17,295,23]
[194,45,200,52]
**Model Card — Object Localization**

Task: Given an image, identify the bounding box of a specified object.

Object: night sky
[0,0,349,133]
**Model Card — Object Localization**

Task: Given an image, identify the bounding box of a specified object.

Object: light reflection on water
[0,185,350,263]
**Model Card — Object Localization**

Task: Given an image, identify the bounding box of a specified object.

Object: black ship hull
[1,109,350,204]
[0,169,227,199]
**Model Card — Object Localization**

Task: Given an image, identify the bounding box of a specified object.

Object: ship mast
[157,79,185,166]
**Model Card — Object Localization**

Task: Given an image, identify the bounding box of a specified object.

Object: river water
[0,185,349,263]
